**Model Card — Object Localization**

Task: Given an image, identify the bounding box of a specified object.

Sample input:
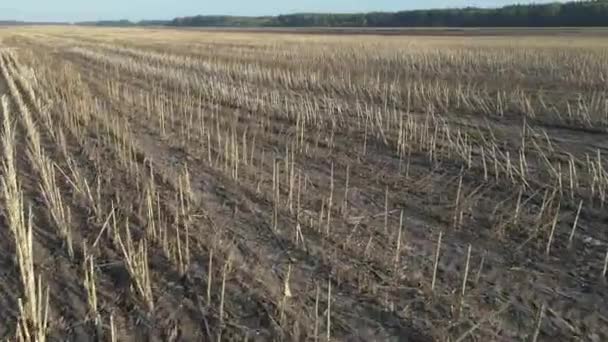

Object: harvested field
[0,26,608,341]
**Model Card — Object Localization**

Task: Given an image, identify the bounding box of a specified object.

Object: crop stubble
[0,26,607,341]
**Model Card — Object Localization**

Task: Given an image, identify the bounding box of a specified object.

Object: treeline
[76,20,170,27]
[0,20,69,26]
[170,1,608,27]
[170,15,273,27]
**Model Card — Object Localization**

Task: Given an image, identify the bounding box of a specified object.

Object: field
[0,26,607,341]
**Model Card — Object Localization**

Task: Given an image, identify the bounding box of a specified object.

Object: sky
[1,0,564,22]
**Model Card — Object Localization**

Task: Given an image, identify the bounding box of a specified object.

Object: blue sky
[1,1,564,22]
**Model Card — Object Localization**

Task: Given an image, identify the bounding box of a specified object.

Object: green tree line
[169,1,608,27]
